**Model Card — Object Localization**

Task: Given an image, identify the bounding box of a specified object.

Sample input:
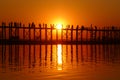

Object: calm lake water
[0,44,120,80]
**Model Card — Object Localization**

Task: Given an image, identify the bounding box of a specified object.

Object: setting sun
[56,24,62,29]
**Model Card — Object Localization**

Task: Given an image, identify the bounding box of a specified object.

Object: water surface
[0,44,120,80]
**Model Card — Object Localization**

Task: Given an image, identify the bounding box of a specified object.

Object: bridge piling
[0,23,120,44]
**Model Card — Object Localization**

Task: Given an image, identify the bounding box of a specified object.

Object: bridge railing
[0,22,120,44]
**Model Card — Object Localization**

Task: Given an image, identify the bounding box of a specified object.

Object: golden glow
[56,24,62,29]
[57,44,62,64]
[57,44,62,70]
[52,19,67,29]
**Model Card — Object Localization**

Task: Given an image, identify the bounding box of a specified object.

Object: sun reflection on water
[57,44,62,70]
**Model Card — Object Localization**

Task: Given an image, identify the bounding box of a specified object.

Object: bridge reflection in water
[57,44,62,70]
[0,44,120,72]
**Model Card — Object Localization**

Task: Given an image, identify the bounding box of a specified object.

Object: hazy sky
[0,0,120,26]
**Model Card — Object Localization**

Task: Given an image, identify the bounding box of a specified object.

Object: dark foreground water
[0,44,120,80]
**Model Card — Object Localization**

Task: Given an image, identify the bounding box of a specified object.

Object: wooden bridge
[0,22,120,44]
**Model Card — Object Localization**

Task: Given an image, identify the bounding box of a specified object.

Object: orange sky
[0,0,120,27]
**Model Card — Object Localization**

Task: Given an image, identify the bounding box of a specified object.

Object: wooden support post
[119,27,120,41]
[15,23,19,40]
[34,23,35,41]
[102,27,104,41]
[86,28,88,43]
[90,25,93,42]
[110,28,112,42]
[102,27,105,41]
[117,28,119,42]
[3,23,6,41]
[17,23,19,40]
[56,27,58,42]
[8,23,10,40]
[14,22,16,38]
[112,26,114,42]
[45,24,47,60]
[105,27,107,41]
[107,27,109,41]
[29,24,31,65]
[23,25,25,41]
[81,26,84,43]
[34,42,35,63]
[51,24,53,42]
[114,27,117,42]
[45,24,47,42]
[104,27,106,42]
[33,23,35,61]
[113,27,115,41]
[71,25,73,42]
[2,23,3,41]
[20,23,21,27]
[99,27,101,42]
[39,24,41,41]
[9,22,12,40]
[29,23,31,41]
[66,27,68,42]
[29,22,31,66]
[116,28,118,42]
[2,23,3,58]
[4,23,6,43]
[95,26,97,42]
[76,25,78,43]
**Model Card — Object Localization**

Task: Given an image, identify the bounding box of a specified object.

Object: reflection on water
[0,44,120,80]
[57,44,62,70]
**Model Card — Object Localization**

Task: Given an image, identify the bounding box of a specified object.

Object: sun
[56,24,62,29]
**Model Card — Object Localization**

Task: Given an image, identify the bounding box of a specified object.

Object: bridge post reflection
[50,44,52,62]
[76,45,78,62]
[29,44,31,68]
[71,44,73,62]
[0,44,120,72]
